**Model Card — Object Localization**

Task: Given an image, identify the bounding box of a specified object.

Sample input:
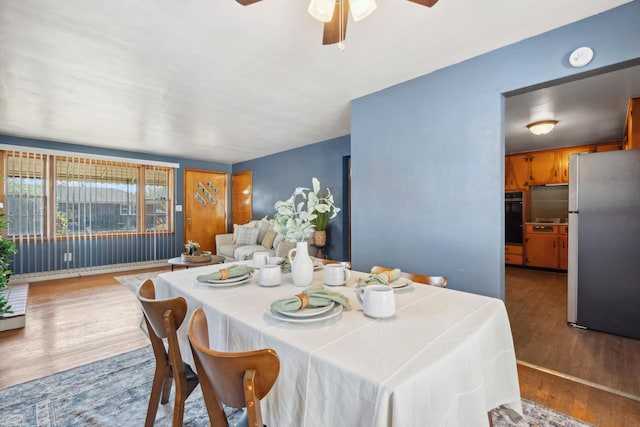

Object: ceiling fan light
[527,120,558,136]
[350,0,377,21]
[308,0,336,22]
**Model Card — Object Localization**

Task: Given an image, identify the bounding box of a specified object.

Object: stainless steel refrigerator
[567,149,640,339]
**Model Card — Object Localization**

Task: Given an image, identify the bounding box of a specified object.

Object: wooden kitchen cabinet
[623,97,639,150]
[559,145,592,182]
[595,141,622,152]
[528,150,561,184]
[505,154,530,190]
[558,225,568,270]
[505,244,523,265]
[524,224,560,269]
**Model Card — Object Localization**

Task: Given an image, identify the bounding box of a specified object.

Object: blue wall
[0,135,231,274]
[351,1,640,298]
[233,136,351,261]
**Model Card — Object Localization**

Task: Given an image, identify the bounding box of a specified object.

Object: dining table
[155,260,523,427]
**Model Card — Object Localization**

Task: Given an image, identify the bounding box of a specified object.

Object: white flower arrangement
[184,240,200,255]
[272,177,340,241]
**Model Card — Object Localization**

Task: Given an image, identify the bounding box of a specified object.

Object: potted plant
[0,211,17,319]
[308,178,340,258]
[184,240,200,255]
[272,177,340,259]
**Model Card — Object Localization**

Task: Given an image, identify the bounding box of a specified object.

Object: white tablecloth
[155,262,522,427]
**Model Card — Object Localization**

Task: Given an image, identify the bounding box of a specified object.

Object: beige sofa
[215,219,311,262]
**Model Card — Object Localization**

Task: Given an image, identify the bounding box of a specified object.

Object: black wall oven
[505,191,524,244]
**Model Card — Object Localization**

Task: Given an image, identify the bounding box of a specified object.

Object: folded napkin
[196,265,254,282]
[356,269,401,288]
[270,284,352,312]
[277,257,291,273]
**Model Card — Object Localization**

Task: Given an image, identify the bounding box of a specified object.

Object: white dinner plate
[389,278,412,289]
[203,277,252,288]
[275,302,335,318]
[204,273,251,287]
[324,281,346,287]
[206,273,250,284]
[266,303,343,323]
[393,283,414,293]
[313,261,324,271]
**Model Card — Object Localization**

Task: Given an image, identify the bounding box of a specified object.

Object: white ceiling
[505,64,640,154]
[0,0,633,164]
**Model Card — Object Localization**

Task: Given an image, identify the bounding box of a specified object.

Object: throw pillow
[257,219,271,244]
[272,233,285,249]
[233,220,256,243]
[261,230,277,249]
[236,225,260,246]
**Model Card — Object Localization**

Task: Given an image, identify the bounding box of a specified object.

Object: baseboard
[517,360,640,402]
[9,260,168,284]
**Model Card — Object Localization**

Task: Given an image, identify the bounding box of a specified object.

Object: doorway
[503,63,640,400]
[183,169,228,253]
[231,171,252,226]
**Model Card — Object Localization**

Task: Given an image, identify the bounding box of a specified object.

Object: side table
[167,255,225,271]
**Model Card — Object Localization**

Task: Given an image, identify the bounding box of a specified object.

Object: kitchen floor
[505,266,640,399]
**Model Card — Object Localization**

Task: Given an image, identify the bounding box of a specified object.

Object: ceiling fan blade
[407,0,439,6]
[236,0,262,5]
[322,0,350,45]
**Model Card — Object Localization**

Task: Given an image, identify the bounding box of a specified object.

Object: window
[145,168,170,231]
[4,152,47,237]
[2,150,175,239]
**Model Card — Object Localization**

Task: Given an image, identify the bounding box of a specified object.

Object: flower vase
[288,241,314,287]
[313,230,327,259]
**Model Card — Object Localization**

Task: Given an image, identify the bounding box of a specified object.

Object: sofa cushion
[218,244,237,258]
[261,230,277,249]
[234,245,274,261]
[236,225,260,246]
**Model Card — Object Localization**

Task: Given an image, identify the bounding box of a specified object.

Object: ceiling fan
[235,0,440,46]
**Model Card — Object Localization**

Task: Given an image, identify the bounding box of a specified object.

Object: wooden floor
[1,266,639,426]
[505,267,640,398]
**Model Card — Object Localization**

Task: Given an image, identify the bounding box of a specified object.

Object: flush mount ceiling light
[527,120,558,136]
[236,0,440,49]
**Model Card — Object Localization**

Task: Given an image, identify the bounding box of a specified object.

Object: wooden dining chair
[370,265,447,288]
[188,308,280,427]
[136,279,199,427]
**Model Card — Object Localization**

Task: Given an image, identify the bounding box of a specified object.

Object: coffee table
[167,255,225,271]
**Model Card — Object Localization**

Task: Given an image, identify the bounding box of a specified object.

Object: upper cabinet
[506,141,622,188]
[623,97,639,150]
[528,150,561,184]
[558,145,593,181]
[505,154,530,190]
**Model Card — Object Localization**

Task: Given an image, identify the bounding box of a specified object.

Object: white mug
[357,285,396,318]
[258,265,281,287]
[252,251,270,269]
[324,264,351,286]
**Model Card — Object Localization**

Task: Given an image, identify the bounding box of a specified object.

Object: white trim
[0,144,180,169]
[9,260,168,283]
[517,360,640,402]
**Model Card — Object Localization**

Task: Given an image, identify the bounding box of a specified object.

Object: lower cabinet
[558,226,568,270]
[524,224,568,270]
[505,244,523,265]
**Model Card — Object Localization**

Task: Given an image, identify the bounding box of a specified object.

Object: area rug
[0,347,594,427]
[115,272,162,294]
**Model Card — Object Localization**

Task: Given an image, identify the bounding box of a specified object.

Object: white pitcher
[288,241,314,287]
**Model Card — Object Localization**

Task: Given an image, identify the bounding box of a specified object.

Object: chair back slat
[188,308,280,427]
[137,280,188,339]
[136,279,198,427]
